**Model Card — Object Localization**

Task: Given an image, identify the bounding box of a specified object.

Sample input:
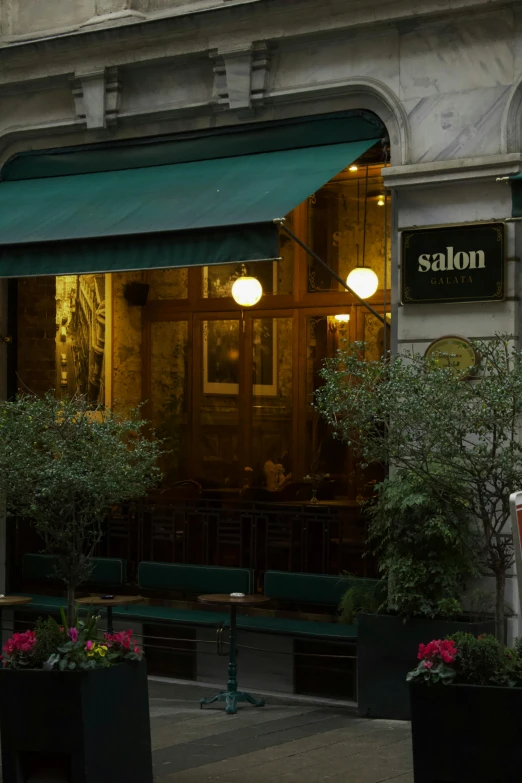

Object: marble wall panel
[403,86,510,162]
[397,181,513,228]
[0,87,75,135]
[270,29,400,96]
[399,11,514,100]
[119,61,213,114]
[5,0,95,35]
[398,301,518,344]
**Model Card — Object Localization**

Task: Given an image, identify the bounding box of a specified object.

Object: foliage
[2,612,142,672]
[338,578,387,624]
[33,617,63,667]
[368,471,481,619]
[448,632,506,685]
[407,633,522,688]
[315,335,522,642]
[0,392,163,623]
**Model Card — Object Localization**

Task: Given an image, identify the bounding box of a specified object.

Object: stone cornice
[0,0,516,69]
[383,154,522,189]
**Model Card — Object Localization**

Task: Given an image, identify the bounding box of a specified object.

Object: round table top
[198,594,270,607]
[0,596,33,607]
[76,595,144,607]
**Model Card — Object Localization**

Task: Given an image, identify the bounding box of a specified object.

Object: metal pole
[275,220,386,326]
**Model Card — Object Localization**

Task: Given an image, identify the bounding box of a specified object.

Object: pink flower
[423,661,433,669]
[134,645,141,655]
[68,628,79,643]
[86,640,93,651]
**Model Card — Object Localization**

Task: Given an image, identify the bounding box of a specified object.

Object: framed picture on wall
[203,318,278,396]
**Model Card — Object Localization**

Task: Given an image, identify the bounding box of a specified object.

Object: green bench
[112,562,253,628]
[14,556,369,642]
[14,554,128,615]
[235,571,361,640]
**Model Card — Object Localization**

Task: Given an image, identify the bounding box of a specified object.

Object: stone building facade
[1,0,522,633]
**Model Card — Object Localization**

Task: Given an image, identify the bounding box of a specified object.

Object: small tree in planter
[316,336,522,643]
[0,392,162,623]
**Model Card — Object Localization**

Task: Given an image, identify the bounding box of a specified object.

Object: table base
[200,691,265,715]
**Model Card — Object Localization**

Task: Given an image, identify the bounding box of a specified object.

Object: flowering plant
[2,610,143,672]
[407,633,522,687]
[2,631,37,669]
[407,639,458,685]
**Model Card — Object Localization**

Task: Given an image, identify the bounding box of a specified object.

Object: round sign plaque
[424,335,479,376]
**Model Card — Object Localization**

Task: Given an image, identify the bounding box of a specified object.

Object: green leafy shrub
[33,617,63,667]
[368,471,481,619]
[449,632,506,685]
[338,578,387,624]
[316,335,522,641]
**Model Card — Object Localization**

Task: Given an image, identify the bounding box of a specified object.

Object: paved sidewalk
[150,680,413,783]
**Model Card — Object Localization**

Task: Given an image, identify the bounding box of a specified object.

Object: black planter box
[410,682,522,782]
[0,660,153,783]
[357,613,494,720]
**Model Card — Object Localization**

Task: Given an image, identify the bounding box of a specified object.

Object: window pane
[202,212,295,299]
[199,320,240,487]
[150,321,189,483]
[251,317,293,490]
[307,164,391,294]
[305,315,350,495]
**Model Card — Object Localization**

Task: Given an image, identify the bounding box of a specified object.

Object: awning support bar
[275,219,386,326]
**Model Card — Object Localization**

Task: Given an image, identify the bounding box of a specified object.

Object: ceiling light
[231,277,263,307]
[347,268,379,299]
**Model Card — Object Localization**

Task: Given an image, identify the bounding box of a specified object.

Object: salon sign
[401,222,504,305]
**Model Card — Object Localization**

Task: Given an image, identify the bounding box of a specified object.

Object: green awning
[511,172,522,217]
[0,136,379,277]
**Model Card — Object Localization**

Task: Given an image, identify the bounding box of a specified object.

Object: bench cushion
[113,604,229,627]
[12,594,229,629]
[138,562,253,595]
[23,554,127,586]
[237,615,357,640]
[263,571,378,606]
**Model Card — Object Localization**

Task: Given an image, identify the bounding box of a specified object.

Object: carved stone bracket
[210,42,270,112]
[71,67,121,129]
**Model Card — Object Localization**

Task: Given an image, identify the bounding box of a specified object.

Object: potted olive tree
[407,632,522,782]
[0,391,162,623]
[316,336,521,718]
[0,392,162,783]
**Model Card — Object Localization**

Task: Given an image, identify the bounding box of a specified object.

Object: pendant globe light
[346,165,379,300]
[231,276,263,307]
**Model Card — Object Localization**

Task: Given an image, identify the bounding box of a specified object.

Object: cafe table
[198,593,270,715]
[0,596,32,640]
[76,595,144,634]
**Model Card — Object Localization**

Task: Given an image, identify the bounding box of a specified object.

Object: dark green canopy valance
[0,113,383,277]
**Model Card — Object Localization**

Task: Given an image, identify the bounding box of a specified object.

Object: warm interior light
[334,314,350,323]
[347,268,379,299]
[349,165,358,172]
[231,276,263,307]
[377,196,385,206]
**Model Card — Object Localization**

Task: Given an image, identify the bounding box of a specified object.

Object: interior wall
[111,271,143,413]
[17,277,56,397]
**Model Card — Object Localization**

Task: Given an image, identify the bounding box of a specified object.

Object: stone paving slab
[150,679,414,783]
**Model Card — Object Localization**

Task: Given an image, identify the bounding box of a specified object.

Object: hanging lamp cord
[361,164,369,268]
